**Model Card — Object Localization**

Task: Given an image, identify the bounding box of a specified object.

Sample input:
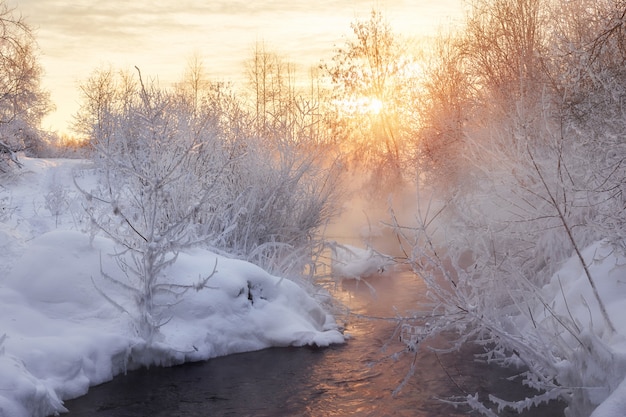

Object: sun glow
[334,96,384,116]
[53,134,90,149]
[368,98,383,115]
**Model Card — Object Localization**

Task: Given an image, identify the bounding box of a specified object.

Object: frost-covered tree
[77,69,224,343]
[463,0,546,102]
[0,2,52,170]
[398,0,626,414]
[544,0,626,250]
[73,66,137,150]
[207,135,340,277]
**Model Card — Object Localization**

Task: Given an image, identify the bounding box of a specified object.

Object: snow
[4,156,626,417]
[528,240,626,417]
[591,377,626,417]
[329,242,394,279]
[0,157,344,417]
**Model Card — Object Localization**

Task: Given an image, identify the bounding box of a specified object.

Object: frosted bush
[44,182,69,227]
[75,66,340,341]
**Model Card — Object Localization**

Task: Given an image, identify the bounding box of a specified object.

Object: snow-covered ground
[0,157,344,417]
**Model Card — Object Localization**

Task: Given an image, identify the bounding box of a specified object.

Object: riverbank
[0,157,343,417]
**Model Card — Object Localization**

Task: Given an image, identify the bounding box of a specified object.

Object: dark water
[63,272,564,417]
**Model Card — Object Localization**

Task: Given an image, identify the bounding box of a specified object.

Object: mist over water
[325,173,419,261]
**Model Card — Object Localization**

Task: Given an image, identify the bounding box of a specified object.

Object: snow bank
[531,241,626,417]
[0,157,344,416]
[0,230,343,416]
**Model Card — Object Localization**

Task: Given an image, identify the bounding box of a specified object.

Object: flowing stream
[63,268,565,417]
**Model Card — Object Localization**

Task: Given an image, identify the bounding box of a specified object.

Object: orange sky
[7,0,465,134]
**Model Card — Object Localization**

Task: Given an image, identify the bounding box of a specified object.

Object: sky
[7,0,466,134]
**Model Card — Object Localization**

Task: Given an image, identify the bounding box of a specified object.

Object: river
[63,268,565,417]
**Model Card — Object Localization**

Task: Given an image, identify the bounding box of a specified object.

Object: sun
[334,96,384,116]
[368,98,383,115]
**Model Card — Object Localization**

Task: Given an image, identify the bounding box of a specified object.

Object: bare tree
[323,9,419,187]
[414,30,474,195]
[244,42,332,151]
[463,0,546,106]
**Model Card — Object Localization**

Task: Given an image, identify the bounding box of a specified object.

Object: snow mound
[0,352,66,417]
[0,230,344,416]
[531,240,626,417]
[591,377,626,417]
[330,243,394,279]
